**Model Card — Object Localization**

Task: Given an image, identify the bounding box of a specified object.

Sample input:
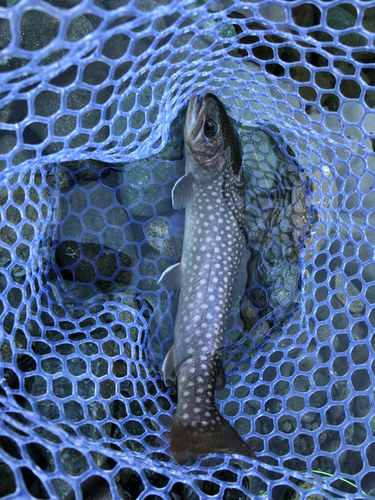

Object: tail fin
[169,411,256,465]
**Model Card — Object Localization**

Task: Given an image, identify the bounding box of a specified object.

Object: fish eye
[204,119,219,138]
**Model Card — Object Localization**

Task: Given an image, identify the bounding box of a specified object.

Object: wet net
[0,0,375,499]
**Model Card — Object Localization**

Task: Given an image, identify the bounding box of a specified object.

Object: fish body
[158,94,255,464]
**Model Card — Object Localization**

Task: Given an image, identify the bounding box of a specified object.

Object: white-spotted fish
[158,93,256,464]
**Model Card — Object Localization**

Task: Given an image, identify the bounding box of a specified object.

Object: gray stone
[0,463,16,496]
[284,481,324,500]
[86,482,130,500]
[66,13,95,42]
[116,184,139,206]
[162,237,182,258]
[0,133,16,154]
[0,101,13,123]
[152,161,174,183]
[146,220,169,239]
[51,479,75,500]
[59,448,89,477]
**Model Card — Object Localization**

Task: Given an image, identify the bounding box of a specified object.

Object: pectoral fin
[172,173,194,210]
[158,262,182,291]
[162,344,177,387]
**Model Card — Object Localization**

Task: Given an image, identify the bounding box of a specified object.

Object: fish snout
[187,96,202,130]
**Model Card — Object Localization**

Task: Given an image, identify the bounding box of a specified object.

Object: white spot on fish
[194,408,201,413]
[182,403,188,409]
[183,391,190,397]
[183,413,189,419]
[195,397,201,403]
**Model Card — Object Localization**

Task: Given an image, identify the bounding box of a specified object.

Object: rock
[59,448,89,477]
[0,133,16,154]
[0,462,16,496]
[51,479,75,500]
[146,220,169,239]
[85,482,130,500]
[283,480,324,500]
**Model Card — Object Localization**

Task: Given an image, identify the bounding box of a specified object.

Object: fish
[157,93,256,464]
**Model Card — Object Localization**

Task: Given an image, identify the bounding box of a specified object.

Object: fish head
[184,93,241,177]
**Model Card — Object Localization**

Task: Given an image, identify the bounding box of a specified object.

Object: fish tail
[169,410,256,465]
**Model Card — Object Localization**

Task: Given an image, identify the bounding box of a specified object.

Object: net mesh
[0,0,375,499]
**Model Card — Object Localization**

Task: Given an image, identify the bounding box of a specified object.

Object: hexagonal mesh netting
[0,0,375,499]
